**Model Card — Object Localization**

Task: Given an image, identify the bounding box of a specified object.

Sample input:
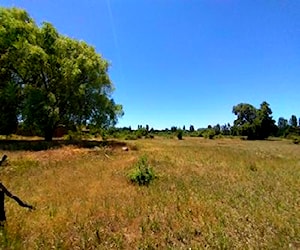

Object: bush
[189,131,200,137]
[145,134,154,139]
[203,129,216,139]
[214,134,224,139]
[128,155,156,186]
[135,130,144,139]
[177,130,183,140]
[124,134,138,140]
[135,128,148,139]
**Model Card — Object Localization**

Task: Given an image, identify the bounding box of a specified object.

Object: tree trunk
[0,191,6,225]
[44,127,54,141]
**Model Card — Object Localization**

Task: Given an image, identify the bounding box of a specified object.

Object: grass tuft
[127,155,157,186]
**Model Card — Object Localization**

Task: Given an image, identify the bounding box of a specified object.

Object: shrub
[145,134,154,139]
[177,130,183,140]
[124,134,138,140]
[111,132,124,139]
[128,155,156,186]
[214,134,224,139]
[135,128,148,139]
[135,130,143,139]
[189,131,200,137]
[203,129,216,139]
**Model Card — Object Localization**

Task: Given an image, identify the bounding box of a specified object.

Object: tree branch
[0,155,7,167]
[0,183,35,210]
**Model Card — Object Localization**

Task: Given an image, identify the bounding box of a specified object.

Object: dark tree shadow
[0,139,127,151]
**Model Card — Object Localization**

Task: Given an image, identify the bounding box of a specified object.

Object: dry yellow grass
[0,137,299,249]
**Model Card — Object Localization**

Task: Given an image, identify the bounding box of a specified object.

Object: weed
[128,155,156,186]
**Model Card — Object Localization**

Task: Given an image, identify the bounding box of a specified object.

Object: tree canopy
[0,7,123,140]
[232,101,276,140]
[289,115,298,127]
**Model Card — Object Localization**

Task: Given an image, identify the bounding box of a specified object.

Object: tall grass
[0,138,299,249]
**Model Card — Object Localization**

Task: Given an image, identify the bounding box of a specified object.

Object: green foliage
[145,134,154,139]
[214,134,224,139]
[0,7,123,140]
[256,101,277,139]
[203,129,216,139]
[220,123,231,135]
[289,115,298,127]
[177,130,183,140]
[213,124,221,135]
[171,126,177,132]
[232,101,276,140]
[0,82,19,135]
[232,103,257,138]
[189,125,195,132]
[128,155,156,186]
[135,128,148,138]
[189,131,200,137]
[124,134,138,140]
[277,117,289,137]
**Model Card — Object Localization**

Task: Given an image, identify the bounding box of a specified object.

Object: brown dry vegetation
[0,137,299,249]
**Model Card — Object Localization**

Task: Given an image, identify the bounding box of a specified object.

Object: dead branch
[0,155,7,167]
[0,182,35,225]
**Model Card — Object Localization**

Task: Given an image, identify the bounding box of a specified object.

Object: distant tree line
[115,101,298,141]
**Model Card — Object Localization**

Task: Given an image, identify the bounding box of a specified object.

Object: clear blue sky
[2,0,300,129]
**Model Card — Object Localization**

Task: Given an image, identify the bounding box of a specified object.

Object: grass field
[0,137,299,249]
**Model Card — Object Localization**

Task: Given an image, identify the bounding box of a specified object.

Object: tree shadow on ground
[0,139,127,151]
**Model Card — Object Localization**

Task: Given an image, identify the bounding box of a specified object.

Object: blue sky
[2,0,300,129]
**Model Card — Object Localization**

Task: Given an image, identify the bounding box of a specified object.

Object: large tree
[0,81,19,135]
[256,101,276,139]
[277,117,289,136]
[0,7,123,140]
[289,115,298,128]
[232,103,257,139]
[0,8,32,135]
[232,101,275,140]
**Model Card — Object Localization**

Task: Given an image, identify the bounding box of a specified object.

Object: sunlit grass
[0,137,299,249]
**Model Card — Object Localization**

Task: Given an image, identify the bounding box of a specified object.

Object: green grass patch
[127,155,157,186]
